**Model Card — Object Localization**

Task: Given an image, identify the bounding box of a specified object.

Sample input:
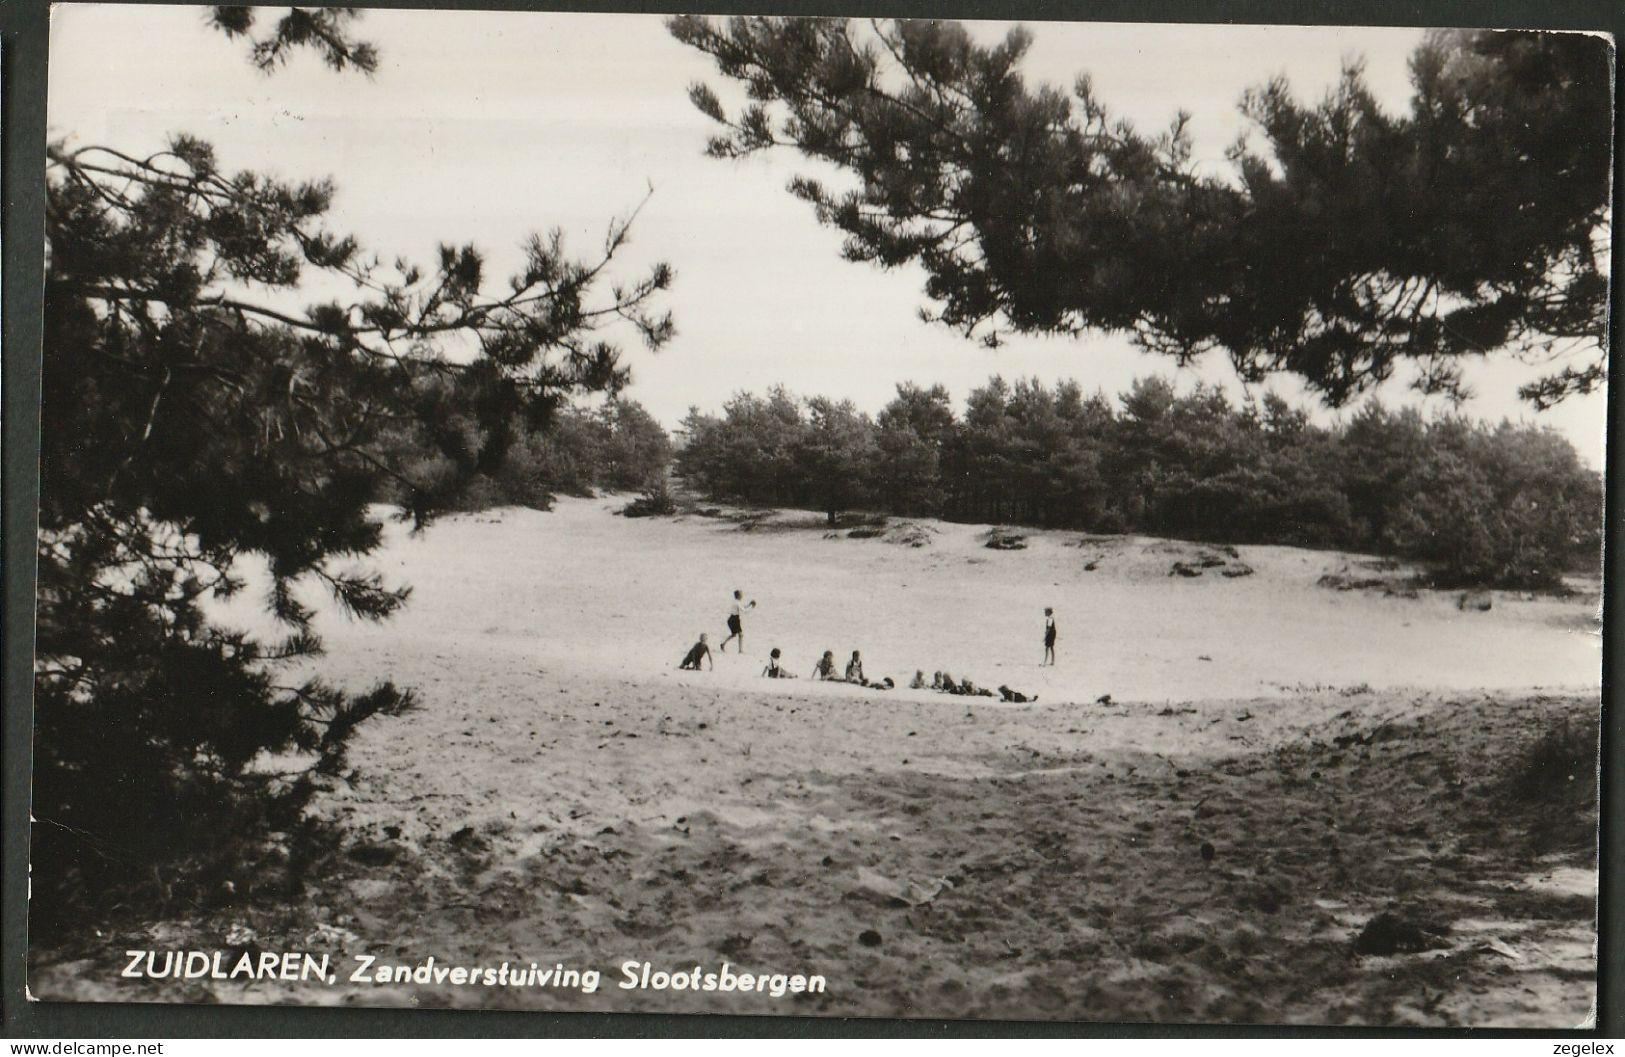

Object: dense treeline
[676,377,1601,589]
[377,395,673,511]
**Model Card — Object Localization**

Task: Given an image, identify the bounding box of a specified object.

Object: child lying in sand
[998,685,1039,703]
[762,647,797,679]
[679,633,713,671]
[925,671,994,697]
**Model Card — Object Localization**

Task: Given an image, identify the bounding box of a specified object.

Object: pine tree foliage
[208,5,380,73]
[36,17,674,931]
[670,18,1611,406]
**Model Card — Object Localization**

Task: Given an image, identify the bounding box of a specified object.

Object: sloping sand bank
[29,500,1599,1026]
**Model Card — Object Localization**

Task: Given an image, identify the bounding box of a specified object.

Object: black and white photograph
[25,3,1611,1029]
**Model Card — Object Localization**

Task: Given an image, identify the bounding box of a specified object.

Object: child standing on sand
[1043,606,1057,666]
[679,633,713,671]
[720,589,756,653]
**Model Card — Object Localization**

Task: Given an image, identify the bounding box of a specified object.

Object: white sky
[47,5,1609,464]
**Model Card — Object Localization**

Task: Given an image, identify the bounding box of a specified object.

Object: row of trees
[676,377,1602,588]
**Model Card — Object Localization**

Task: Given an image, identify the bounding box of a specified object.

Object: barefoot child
[679,633,713,671]
[762,647,797,679]
[719,589,757,653]
[1043,606,1057,666]
[811,650,838,680]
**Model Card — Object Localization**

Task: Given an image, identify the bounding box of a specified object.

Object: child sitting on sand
[910,670,927,689]
[811,650,838,680]
[845,650,866,684]
[679,633,713,671]
[762,647,796,679]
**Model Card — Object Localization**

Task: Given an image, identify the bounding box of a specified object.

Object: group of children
[803,649,895,689]
[678,590,1056,703]
[905,670,1037,703]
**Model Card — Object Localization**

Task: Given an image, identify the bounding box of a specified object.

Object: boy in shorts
[720,589,756,653]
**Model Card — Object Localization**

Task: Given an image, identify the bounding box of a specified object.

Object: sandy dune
[314,496,1597,705]
[30,498,1601,1026]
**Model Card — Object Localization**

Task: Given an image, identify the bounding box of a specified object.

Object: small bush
[622,484,677,518]
[1509,719,1595,805]
[1501,717,1598,855]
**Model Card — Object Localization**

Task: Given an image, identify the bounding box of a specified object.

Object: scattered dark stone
[1353,910,1449,955]
[1096,694,1113,705]
[1200,841,1216,862]
[448,825,476,846]
[1084,560,1100,571]
[383,825,402,840]
[858,929,883,948]
[347,843,397,866]
[821,856,835,867]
